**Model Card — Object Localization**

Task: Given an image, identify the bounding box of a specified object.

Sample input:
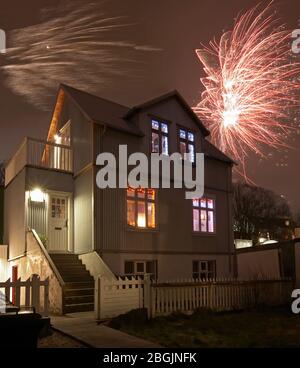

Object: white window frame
[192,260,216,280]
[192,196,216,234]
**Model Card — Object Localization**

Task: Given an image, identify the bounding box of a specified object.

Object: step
[55,263,86,270]
[63,275,94,282]
[52,258,83,265]
[64,288,94,297]
[64,303,94,314]
[58,268,91,277]
[65,281,94,289]
[65,295,94,305]
[51,254,81,259]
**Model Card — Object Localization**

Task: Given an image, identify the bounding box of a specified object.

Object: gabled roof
[53,85,234,164]
[124,90,210,137]
[60,84,144,136]
[203,140,235,165]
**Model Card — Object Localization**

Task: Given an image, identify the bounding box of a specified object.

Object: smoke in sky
[0,1,161,109]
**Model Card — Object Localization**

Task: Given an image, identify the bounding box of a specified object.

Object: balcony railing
[5,137,73,186]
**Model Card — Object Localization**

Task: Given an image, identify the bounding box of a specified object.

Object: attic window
[151,119,169,156]
[178,128,195,163]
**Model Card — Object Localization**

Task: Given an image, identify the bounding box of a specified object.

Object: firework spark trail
[193,2,300,170]
[0,2,161,109]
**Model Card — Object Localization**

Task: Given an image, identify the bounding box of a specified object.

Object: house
[3,85,235,314]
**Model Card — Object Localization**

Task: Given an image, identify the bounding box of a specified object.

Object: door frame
[46,190,74,253]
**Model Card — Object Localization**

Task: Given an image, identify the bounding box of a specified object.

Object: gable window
[124,260,157,279]
[192,260,216,280]
[192,197,215,233]
[151,119,169,155]
[127,187,156,229]
[178,128,195,163]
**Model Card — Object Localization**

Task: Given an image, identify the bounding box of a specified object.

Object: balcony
[5,137,73,186]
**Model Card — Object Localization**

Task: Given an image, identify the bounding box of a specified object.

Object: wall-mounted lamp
[29,188,46,203]
[54,134,62,144]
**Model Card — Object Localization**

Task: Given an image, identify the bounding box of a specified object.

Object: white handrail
[5,137,73,186]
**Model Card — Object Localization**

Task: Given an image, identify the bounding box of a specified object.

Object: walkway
[51,312,160,348]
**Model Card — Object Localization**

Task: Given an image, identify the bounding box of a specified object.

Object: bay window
[127,187,156,229]
[192,197,215,233]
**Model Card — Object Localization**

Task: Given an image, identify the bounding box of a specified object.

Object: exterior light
[258,237,267,244]
[29,188,45,203]
[54,134,62,144]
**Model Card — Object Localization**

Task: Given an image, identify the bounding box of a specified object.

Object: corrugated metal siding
[102,188,126,250]
[27,200,47,237]
[74,168,93,253]
[4,169,26,258]
[93,103,234,255]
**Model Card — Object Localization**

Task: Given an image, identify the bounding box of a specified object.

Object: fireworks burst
[0,1,161,109]
[193,2,300,169]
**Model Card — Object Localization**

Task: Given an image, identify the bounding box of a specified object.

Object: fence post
[15,278,21,308]
[144,274,152,319]
[25,277,31,307]
[31,274,40,313]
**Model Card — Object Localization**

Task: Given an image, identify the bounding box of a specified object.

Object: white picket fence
[147,278,292,318]
[0,274,49,316]
[95,276,144,320]
[95,275,293,320]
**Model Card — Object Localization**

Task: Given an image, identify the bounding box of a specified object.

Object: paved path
[51,312,160,348]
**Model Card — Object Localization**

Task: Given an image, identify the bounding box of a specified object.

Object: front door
[48,194,69,252]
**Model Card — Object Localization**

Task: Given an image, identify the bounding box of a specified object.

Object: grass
[108,306,300,348]
[38,329,89,348]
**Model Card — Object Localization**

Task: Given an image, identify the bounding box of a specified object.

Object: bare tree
[233,182,291,242]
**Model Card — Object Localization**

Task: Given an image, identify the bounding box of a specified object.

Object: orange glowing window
[126,188,156,229]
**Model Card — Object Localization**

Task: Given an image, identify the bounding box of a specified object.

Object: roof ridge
[60,83,130,110]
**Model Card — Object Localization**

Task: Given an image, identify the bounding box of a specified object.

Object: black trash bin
[0,291,46,348]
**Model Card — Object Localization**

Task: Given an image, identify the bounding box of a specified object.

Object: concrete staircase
[50,254,94,314]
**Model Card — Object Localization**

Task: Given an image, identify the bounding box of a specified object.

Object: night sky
[0,0,299,213]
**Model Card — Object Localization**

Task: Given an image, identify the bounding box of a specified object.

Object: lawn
[108,306,300,348]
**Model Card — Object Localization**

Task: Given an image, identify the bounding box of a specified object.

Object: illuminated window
[192,260,216,280]
[151,119,169,155]
[178,128,195,163]
[127,188,156,229]
[192,197,215,233]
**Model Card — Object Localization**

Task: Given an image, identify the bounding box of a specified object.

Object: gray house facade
[4,85,235,313]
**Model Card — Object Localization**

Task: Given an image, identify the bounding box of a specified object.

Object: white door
[48,194,69,252]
